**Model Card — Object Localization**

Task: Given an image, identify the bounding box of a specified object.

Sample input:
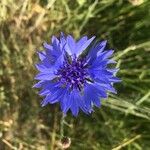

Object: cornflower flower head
[34,33,121,116]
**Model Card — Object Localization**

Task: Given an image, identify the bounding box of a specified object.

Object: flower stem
[60,113,71,149]
[60,113,65,139]
[51,108,57,150]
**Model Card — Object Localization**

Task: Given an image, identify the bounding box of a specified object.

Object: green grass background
[0,0,150,149]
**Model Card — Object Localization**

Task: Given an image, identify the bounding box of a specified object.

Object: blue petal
[97,50,114,60]
[77,95,89,114]
[41,94,51,106]
[98,83,117,94]
[65,35,76,55]
[39,88,50,96]
[83,89,91,110]
[43,42,53,50]
[38,82,57,96]
[71,90,89,115]
[83,84,101,108]
[40,51,64,70]
[43,42,62,60]
[93,96,101,107]
[94,76,109,84]
[51,36,59,44]
[91,60,108,69]
[107,59,117,64]
[107,68,119,74]
[65,35,95,56]
[35,64,52,72]
[33,81,45,88]
[92,83,108,98]
[109,77,121,83]
[96,40,107,54]
[35,72,55,80]
[37,51,46,61]
[52,40,62,56]
[49,88,65,104]
[41,88,65,106]
[44,38,62,58]
[76,36,88,49]
[76,36,95,56]
[60,91,72,114]
[88,40,107,63]
[60,32,66,46]
[70,90,80,116]
[88,68,113,78]
[41,56,55,67]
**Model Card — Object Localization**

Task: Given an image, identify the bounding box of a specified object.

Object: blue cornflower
[34,33,120,116]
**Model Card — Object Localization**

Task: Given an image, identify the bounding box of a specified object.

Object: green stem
[51,108,57,150]
[60,113,65,139]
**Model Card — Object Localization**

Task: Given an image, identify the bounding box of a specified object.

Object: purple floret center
[56,55,90,91]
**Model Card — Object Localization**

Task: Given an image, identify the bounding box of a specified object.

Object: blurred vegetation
[0,0,150,149]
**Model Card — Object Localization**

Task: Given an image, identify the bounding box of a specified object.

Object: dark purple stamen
[56,55,90,91]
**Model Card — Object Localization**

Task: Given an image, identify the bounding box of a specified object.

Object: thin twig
[112,134,141,150]
[2,139,17,150]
